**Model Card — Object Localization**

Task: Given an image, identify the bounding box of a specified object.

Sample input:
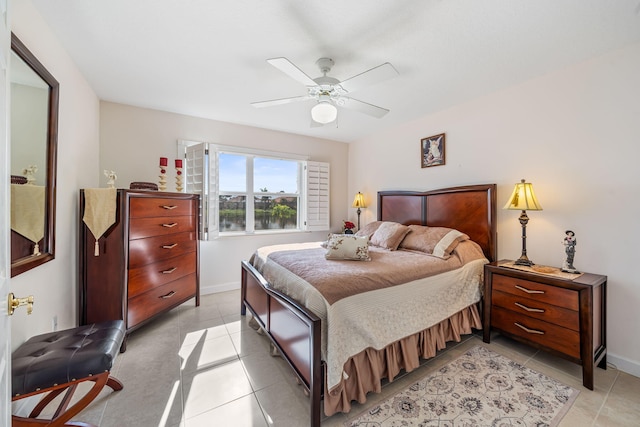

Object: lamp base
[514,256,534,267]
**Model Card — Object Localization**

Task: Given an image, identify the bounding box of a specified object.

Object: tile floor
[52,290,640,426]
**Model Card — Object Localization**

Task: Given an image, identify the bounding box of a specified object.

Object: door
[0,0,11,424]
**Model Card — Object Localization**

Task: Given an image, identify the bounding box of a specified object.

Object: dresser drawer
[492,274,578,311]
[491,306,580,359]
[129,215,196,240]
[127,274,197,328]
[129,197,195,218]
[128,253,197,298]
[129,232,197,268]
[492,290,579,331]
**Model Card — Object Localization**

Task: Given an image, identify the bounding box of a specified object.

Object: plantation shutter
[304,161,330,231]
[185,143,219,240]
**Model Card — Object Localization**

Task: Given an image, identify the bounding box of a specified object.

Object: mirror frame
[10,33,58,277]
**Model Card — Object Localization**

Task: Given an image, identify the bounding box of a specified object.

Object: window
[180,141,329,239]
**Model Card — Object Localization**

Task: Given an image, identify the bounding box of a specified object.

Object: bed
[240,184,497,426]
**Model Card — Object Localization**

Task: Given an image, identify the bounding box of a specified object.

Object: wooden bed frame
[240,183,496,426]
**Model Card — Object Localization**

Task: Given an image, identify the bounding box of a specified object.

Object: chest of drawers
[483,261,606,390]
[79,190,200,350]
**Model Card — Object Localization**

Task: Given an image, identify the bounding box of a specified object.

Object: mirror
[10,33,58,277]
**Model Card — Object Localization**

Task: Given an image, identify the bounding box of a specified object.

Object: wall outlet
[52,315,58,331]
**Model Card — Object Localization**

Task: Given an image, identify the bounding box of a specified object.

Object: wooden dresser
[79,189,200,350]
[483,260,606,390]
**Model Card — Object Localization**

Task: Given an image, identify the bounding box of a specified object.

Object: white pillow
[325,234,371,261]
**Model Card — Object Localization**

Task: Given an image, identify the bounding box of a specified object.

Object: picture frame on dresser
[78,189,200,351]
[482,260,607,390]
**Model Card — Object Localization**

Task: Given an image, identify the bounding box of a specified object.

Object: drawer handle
[162,223,178,228]
[160,291,176,299]
[161,267,177,274]
[162,243,178,249]
[514,285,545,294]
[514,322,545,335]
[514,302,545,313]
[161,205,178,210]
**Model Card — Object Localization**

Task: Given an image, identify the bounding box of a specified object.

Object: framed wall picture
[421,133,445,168]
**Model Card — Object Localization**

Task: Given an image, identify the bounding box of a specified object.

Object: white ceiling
[31,0,640,143]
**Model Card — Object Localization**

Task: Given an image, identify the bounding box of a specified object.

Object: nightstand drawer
[491,306,580,359]
[492,290,579,331]
[493,274,578,311]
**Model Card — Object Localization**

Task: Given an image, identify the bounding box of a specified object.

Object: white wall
[99,102,349,293]
[10,1,101,350]
[348,42,640,376]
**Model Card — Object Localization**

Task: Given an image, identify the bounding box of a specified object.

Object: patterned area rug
[346,345,579,427]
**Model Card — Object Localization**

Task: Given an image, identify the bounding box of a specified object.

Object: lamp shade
[352,192,366,208]
[503,179,542,211]
[311,101,337,124]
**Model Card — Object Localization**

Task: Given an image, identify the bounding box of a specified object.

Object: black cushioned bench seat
[12,320,125,427]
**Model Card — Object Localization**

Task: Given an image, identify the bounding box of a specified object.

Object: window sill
[218,229,309,238]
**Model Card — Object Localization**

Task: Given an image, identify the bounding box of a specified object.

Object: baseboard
[607,352,640,379]
[201,281,240,295]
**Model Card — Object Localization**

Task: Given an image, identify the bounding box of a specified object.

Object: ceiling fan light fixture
[311,101,337,124]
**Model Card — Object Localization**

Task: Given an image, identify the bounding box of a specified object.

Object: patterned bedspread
[250,241,488,390]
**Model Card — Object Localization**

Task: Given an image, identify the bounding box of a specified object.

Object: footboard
[240,260,322,427]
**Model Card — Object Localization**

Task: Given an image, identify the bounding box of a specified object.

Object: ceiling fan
[251,57,399,125]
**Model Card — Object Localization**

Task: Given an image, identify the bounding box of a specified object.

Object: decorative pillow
[325,234,371,261]
[370,222,411,251]
[354,221,384,239]
[432,229,470,258]
[399,225,469,258]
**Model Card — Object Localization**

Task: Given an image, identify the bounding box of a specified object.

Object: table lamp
[504,179,543,266]
[352,192,366,231]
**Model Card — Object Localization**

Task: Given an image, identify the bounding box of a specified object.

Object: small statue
[562,230,579,273]
[23,165,38,185]
[104,170,117,188]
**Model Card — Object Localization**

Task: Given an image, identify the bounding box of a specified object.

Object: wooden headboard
[378,184,497,262]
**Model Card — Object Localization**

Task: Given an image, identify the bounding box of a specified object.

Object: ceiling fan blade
[341,97,390,118]
[339,62,398,93]
[251,95,311,108]
[267,57,318,87]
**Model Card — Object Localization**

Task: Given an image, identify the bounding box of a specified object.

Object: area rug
[346,345,579,427]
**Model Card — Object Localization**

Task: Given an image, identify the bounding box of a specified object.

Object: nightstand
[483,260,607,390]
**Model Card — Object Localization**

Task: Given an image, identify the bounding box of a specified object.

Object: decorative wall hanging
[421,133,445,168]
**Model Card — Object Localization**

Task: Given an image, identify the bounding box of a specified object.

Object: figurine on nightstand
[562,230,580,273]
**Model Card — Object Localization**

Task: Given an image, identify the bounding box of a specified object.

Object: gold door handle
[161,267,177,274]
[162,223,178,228]
[162,243,178,249]
[8,293,34,315]
[161,205,178,210]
